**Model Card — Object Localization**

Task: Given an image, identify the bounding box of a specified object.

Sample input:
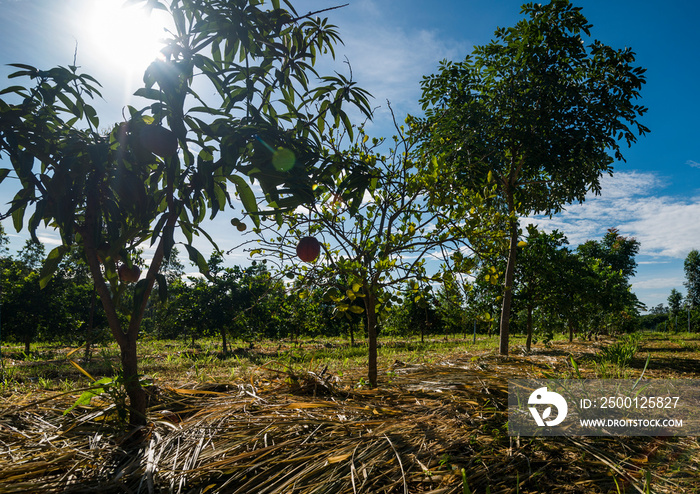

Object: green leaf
[570,355,581,379]
[323,287,342,302]
[211,182,227,219]
[64,389,101,415]
[133,87,163,101]
[348,305,364,314]
[228,175,260,227]
[85,104,99,129]
[185,244,210,276]
[0,86,28,96]
[462,468,472,494]
[11,204,26,232]
[39,245,69,289]
[7,63,38,74]
[0,169,11,183]
[340,111,353,140]
[156,273,168,303]
[63,377,113,415]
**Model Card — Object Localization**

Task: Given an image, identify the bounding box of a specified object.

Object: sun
[84,0,169,74]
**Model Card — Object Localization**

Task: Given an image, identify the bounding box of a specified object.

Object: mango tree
[1,243,64,354]
[415,0,649,355]
[0,0,371,427]
[255,121,494,387]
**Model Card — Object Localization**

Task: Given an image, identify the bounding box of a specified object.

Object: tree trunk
[119,334,147,427]
[526,304,533,352]
[221,327,228,354]
[85,267,147,428]
[85,285,96,362]
[568,318,574,343]
[349,321,355,347]
[499,215,519,356]
[366,291,378,387]
[81,184,176,429]
[24,338,30,355]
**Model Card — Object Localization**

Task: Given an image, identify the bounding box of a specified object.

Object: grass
[3,333,530,392]
[1,331,700,493]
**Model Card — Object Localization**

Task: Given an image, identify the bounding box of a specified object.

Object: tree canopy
[414,0,649,354]
[255,119,495,386]
[0,0,371,427]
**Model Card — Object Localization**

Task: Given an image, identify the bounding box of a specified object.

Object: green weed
[595,333,642,377]
[461,468,471,494]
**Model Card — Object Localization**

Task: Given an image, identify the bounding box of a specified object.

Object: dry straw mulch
[0,353,698,493]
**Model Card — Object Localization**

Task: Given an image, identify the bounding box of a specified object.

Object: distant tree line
[638,250,700,333]
[1,222,652,355]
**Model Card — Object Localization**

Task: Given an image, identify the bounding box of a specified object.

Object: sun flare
[84,0,169,74]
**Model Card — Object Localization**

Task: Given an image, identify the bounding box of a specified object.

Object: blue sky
[1,0,699,311]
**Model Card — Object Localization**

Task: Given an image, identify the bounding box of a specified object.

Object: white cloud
[631,277,685,290]
[343,25,467,112]
[687,160,700,169]
[522,170,700,310]
[528,171,700,259]
[36,233,62,246]
[305,0,469,131]
[625,200,700,258]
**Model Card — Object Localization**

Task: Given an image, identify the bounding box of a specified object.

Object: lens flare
[272,147,296,171]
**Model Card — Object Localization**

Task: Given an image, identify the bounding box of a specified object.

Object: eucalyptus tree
[684,250,700,308]
[0,0,371,426]
[514,226,570,350]
[17,239,46,271]
[0,224,9,256]
[668,288,683,331]
[574,233,642,337]
[415,0,649,355]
